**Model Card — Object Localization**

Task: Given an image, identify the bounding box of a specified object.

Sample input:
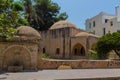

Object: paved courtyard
[0,69,120,80]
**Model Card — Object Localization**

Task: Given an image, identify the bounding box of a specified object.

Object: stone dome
[16,26,41,39]
[50,20,77,29]
[75,32,99,38]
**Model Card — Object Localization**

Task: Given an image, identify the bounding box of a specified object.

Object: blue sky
[51,0,120,30]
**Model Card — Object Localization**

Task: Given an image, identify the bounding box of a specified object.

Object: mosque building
[40,21,99,59]
[0,20,98,71]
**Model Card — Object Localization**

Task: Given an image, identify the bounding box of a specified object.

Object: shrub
[88,50,99,60]
[42,53,50,59]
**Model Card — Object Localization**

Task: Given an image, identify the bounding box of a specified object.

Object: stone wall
[0,42,39,71]
[38,60,120,69]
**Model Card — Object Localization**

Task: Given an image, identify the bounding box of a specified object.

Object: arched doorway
[72,43,85,56]
[2,45,31,70]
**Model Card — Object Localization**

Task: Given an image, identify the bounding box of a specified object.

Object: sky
[51,0,120,30]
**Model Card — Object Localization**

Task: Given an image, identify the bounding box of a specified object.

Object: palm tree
[22,0,44,28]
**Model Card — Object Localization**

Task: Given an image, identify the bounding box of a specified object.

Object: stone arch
[2,45,31,70]
[72,43,85,56]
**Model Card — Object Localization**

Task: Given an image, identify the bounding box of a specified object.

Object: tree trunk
[114,50,120,58]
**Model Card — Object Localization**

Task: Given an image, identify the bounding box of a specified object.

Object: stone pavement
[0,69,120,80]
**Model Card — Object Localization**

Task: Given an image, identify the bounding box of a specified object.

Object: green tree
[23,0,68,31]
[0,0,28,40]
[88,50,98,60]
[96,31,120,59]
[23,0,43,30]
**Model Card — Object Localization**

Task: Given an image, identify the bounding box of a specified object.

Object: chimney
[115,5,119,16]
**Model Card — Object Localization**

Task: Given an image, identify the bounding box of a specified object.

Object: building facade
[0,26,42,71]
[85,6,120,37]
[0,21,98,71]
[41,21,98,59]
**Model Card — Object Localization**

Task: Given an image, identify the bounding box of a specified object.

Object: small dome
[50,20,77,29]
[16,26,41,39]
[75,32,99,38]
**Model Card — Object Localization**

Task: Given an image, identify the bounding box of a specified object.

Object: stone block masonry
[38,60,120,69]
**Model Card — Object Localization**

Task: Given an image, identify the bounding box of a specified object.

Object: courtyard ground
[0,69,120,80]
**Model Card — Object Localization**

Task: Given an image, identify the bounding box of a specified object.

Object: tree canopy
[0,0,28,40]
[23,0,68,31]
[0,0,68,40]
[96,31,120,59]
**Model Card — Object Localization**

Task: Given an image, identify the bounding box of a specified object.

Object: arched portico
[72,43,85,56]
[2,45,31,70]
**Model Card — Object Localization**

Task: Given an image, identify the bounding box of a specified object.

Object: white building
[85,6,120,37]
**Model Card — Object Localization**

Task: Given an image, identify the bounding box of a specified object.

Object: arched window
[43,48,46,53]
[56,48,60,55]
[81,47,85,56]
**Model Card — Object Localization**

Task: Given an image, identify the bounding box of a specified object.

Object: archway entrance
[72,43,85,56]
[2,46,31,71]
